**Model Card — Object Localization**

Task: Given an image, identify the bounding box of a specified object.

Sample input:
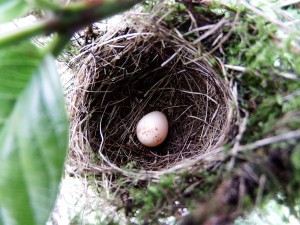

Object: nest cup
[69,12,235,176]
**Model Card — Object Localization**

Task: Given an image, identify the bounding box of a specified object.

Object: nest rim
[68,9,237,179]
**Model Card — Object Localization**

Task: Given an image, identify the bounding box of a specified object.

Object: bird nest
[68,10,237,178]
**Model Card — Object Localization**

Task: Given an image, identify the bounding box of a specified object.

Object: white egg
[136,111,169,147]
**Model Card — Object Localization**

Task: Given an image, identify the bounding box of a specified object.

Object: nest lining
[69,13,234,173]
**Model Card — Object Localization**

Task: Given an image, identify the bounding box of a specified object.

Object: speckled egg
[136,111,169,147]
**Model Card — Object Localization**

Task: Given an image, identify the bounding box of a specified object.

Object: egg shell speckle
[136,111,169,147]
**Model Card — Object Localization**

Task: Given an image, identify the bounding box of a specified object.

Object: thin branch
[33,0,61,11]
[242,0,300,36]
[235,130,300,153]
[0,0,141,48]
[46,33,72,57]
[271,0,300,8]
[225,64,300,81]
[0,22,45,47]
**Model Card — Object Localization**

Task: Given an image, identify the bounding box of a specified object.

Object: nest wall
[69,13,236,175]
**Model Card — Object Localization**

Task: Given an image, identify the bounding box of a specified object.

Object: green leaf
[0,55,68,225]
[0,42,42,130]
[0,0,28,23]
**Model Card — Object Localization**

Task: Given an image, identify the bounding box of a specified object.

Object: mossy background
[63,0,300,224]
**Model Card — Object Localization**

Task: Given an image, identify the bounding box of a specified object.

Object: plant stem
[46,0,141,33]
[63,0,140,13]
[46,33,72,57]
[0,22,45,48]
[33,0,61,11]
[0,0,141,48]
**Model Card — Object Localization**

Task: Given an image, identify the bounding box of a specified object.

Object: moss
[221,9,300,143]
[129,169,224,224]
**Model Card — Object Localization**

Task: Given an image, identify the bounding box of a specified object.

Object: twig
[0,22,45,48]
[224,64,246,72]
[33,0,61,10]
[192,17,228,44]
[274,71,300,81]
[271,0,300,8]
[0,0,141,48]
[225,64,300,81]
[45,33,72,57]
[241,0,298,34]
[235,130,300,153]
[283,90,300,101]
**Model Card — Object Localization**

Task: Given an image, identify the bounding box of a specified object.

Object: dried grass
[67,5,237,179]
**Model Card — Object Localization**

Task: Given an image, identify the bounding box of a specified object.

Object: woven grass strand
[68,11,236,178]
